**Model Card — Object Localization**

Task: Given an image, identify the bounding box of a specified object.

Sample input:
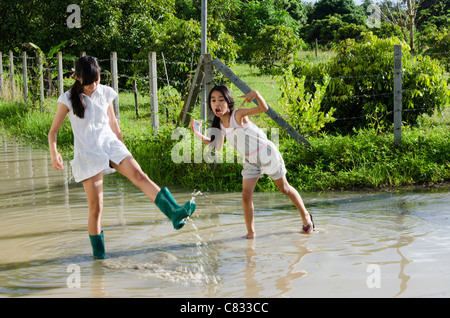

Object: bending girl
[49,56,195,259]
[191,85,314,239]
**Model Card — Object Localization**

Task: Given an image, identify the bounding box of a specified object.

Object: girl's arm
[190,119,224,151]
[234,90,268,126]
[48,102,69,170]
[107,103,124,143]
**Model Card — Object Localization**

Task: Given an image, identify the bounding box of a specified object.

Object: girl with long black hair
[49,56,195,259]
[192,85,314,239]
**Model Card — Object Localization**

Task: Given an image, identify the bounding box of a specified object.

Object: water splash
[189,219,221,285]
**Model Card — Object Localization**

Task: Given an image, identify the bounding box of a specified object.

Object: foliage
[418,25,450,71]
[232,0,301,41]
[303,14,347,44]
[281,126,450,191]
[22,41,72,102]
[1,99,448,192]
[307,0,366,23]
[292,32,449,133]
[240,25,305,75]
[131,17,238,95]
[279,70,335,136]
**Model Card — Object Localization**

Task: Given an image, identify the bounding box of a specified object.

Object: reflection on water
[1,137,450,298]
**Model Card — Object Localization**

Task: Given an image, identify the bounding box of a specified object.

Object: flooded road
[1,136,450,298]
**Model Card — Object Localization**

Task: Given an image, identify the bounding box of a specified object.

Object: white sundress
[57,84,132,182]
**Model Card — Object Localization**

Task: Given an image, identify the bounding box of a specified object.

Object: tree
[416,0,450,30]
[302,0,366,44]
[308,0,366,24]
[241,25,305,74]
[380,0,426,53]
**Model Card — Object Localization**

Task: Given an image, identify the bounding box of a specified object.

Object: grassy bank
[1,98,449,192]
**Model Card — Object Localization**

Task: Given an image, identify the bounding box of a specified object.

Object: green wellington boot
[89,231,106,259]
[155,187,196,230]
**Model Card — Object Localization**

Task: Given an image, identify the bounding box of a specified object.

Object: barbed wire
[1,50,448,125]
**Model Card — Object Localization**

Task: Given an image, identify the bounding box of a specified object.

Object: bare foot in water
[245,232,255,239]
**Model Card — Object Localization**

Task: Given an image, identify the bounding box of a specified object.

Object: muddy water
[1,137,450,298]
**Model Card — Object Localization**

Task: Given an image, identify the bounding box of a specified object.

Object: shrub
[293,32,449,133]
[278,70,335,136]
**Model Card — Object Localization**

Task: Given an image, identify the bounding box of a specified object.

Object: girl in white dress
[49,56,195,259]
[191,85,314,239]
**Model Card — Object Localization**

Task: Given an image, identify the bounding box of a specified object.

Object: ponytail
[70,79,87,118]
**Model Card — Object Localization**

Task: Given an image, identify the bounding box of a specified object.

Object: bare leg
[82,172,104,236]
[242,177,259,239]
[110,156,160,202]
[273,176,313,233]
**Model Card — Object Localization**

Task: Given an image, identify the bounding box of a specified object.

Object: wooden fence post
[315,38,318,59]
[179,55,205,126]
[0,52,3,97]
[38,51,44,110]
[394,45,402,146]
[133,78,139,118]
[110,51,119,118]
[57,51,64,96]
[22,51,28,103]
[149,51,159,132]
[9,51,15,100]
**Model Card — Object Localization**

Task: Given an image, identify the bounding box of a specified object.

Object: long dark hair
[70,56,101,118]
[208,85,235,143]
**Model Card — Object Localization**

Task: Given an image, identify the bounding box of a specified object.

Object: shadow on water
[1,136,450,297]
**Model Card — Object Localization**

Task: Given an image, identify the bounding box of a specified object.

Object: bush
[418,25,450,71]
[293,32,449,133]
[278,70,335,136]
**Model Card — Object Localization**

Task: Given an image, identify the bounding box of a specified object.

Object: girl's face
[82,77,100,96]
[210,90,229,118]
[76,75,100,96]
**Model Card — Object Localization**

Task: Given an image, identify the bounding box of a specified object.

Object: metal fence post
[394,45,402,146]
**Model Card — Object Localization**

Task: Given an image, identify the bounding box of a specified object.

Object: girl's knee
[277,182,291,195]
[242,190,253,202]
[87,199,103,215]
[132,169,149,184]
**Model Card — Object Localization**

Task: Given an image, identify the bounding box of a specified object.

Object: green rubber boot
[89,231,105,259]
[155,187,196,230]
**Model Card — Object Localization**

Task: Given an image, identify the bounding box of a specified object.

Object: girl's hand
[51,152,64,170]
[238,90,259,107]
[190,119,202,135]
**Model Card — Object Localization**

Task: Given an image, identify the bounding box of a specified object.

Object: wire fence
[0,49,448,144]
